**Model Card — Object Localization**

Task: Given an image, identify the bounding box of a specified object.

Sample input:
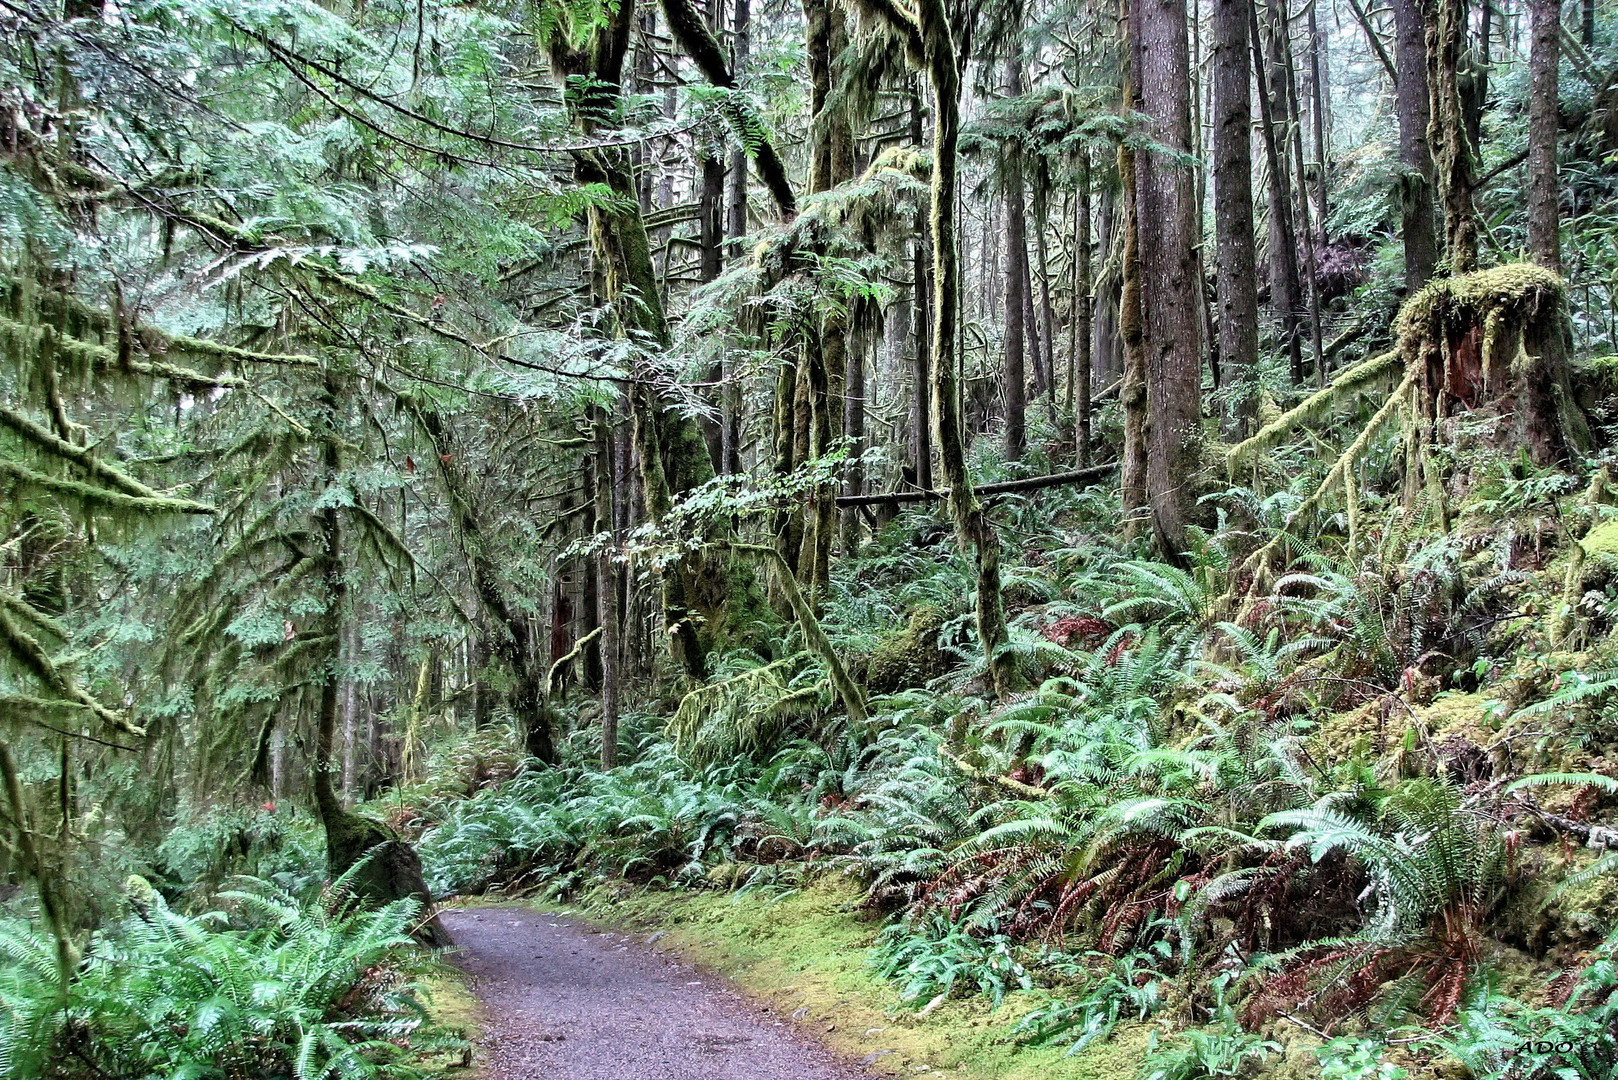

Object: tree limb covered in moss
[0,604,141,735]
[723,543,867,723]
[658,0,798,217]
[0,458,213,515]
[0,406,173,501]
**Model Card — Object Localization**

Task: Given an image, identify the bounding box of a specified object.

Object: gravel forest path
[439,905,873,1080]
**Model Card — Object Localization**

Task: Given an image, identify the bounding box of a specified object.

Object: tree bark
[910,83,933,492]
[1278,0,1327,385]
[593,407,620,769]
[1033,160,1058,412]
[1527,0,1560,271]
[316,378,448,946]
[1306,0,1329,232]
[1393,0,1438,290]
[1119,139,1149,527]
[841,317,867,555]
[1134,0,1203,561]
[1213,0,1259,438]
[721,0,750,476]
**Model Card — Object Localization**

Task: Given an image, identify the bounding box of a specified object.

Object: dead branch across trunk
[836,463,1118,507]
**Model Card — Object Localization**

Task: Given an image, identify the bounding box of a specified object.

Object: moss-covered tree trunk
[555,0,737,679]
[313,378,449,947]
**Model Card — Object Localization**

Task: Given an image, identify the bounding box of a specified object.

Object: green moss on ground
[417,965,481,1074]
[548,876,1152,1080]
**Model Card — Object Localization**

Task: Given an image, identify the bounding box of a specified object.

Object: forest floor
[437,904,874,1080]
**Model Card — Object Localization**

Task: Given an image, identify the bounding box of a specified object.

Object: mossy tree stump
[1395,264,1591,468]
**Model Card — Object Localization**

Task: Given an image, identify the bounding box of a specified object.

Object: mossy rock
[865,605,950,694]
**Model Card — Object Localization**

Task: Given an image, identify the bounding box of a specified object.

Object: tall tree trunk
[1584,0,1597,47]
[1527,0,1560,271]
[841,316,867,554]
[1253,0,1303,381]
[316,378,448,945]
[908,83,933,492]
[1279,0,1327,384]
[1393,0,1438,290]
[905,0,1013,696]
[1135,0,1203,561]
[1306,0,1329,231]
[1119,139,1149,527]
[1429,0,1479,273]
[1003,58,1029,461]
[1093,184,1121,387]
[341,617,359,802]
[1213,0,1260,438]
[721,0,750,476]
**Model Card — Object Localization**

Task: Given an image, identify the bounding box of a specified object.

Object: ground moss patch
[544,876,1153,1080]
[418,965,481,1075]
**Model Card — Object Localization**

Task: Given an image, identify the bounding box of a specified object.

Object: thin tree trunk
[1003,58,1029,461]
[1307,0,1329,231]
[1135,0,1203,561]
[593,406,620,769]
[1528,0,1560,271]
[909,0,1012,696]
[1278,0,1327,385]
[721,0,749,476]
[1074,152,1093,466]
[341,617,359,802]
[1254,0,1303,380]
[841,317,867,555]
[1119,138,1148,528]
[1393,0,1438,290]
[1213,0,1260,438]
[1093,184,1120,387]
[1033,161,1058,412]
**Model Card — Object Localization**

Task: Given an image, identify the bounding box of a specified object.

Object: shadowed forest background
[4,0,1618,1074]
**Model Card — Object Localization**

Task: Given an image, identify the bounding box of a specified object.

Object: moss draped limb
[1232,365,1417,597]
[0,458,213,515]
[722,543,867,724]
[1224,348,1402,473]
[0,406,178,501]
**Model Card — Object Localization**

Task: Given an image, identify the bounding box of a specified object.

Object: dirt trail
[439,905,873,1080]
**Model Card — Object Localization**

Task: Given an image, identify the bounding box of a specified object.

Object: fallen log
[835,463,1118,507]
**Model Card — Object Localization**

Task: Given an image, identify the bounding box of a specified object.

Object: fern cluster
[0,878,462,1080]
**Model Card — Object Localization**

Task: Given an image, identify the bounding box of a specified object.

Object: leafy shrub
[870,911,1032,1008]
[1013,948,1165,1055]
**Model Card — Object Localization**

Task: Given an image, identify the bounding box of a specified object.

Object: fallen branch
[835,463,1118,507]
[939,746,1050,799]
